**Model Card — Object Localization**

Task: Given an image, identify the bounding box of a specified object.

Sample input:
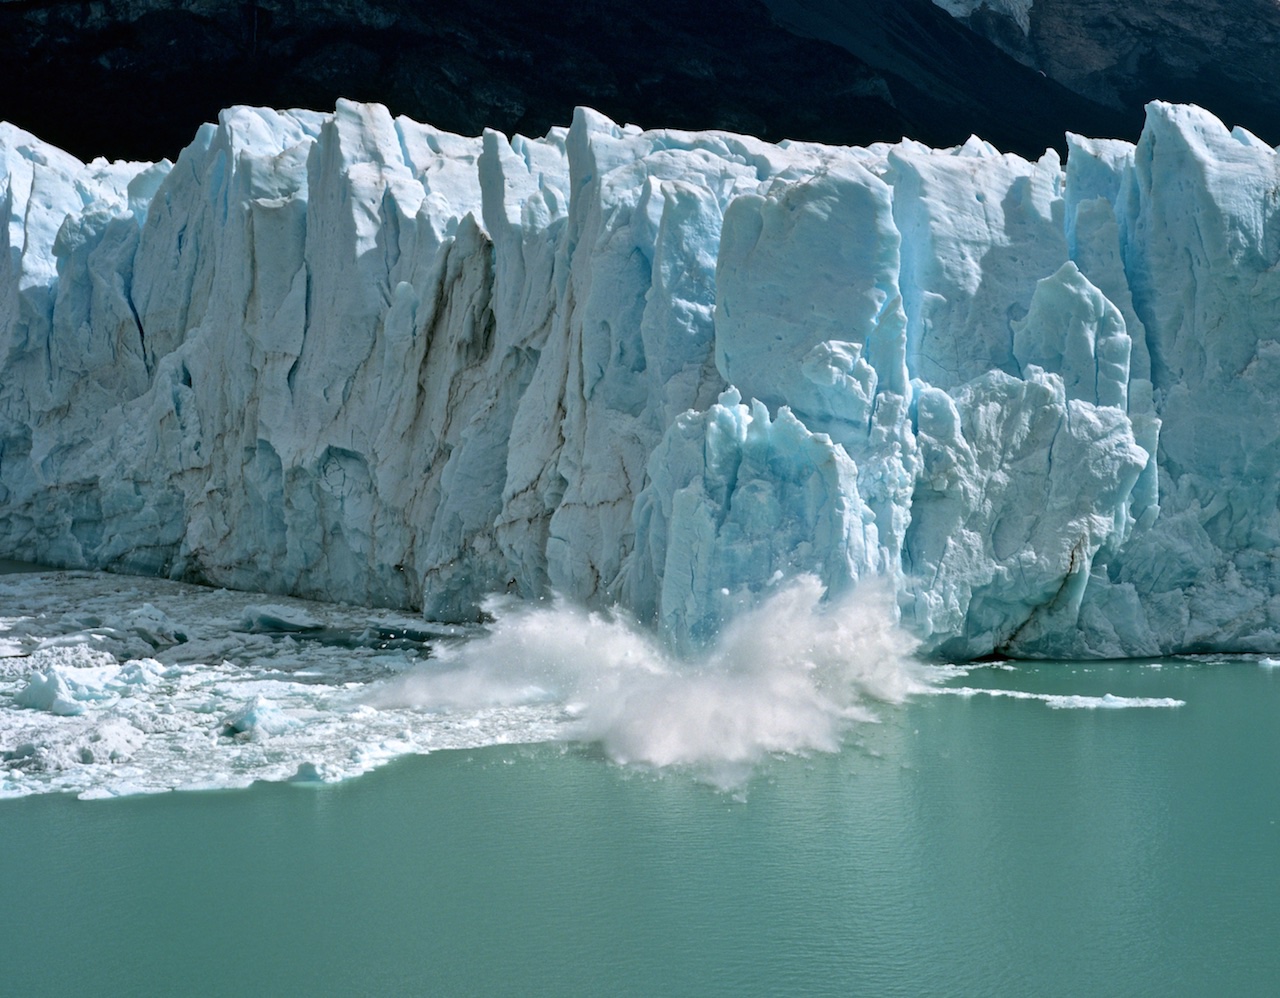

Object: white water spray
[372,576,927,788]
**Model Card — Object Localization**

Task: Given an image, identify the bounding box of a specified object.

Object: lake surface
[5,653,1278,997]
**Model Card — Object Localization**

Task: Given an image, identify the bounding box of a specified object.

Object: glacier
[2,99,1279,660]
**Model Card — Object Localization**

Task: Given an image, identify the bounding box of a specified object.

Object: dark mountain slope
[761,0,1140,150]
[937,0,1280,146]
[2,0,1128,162]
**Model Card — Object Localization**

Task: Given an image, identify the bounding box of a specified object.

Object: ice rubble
[0,569,550,797]
[2,99,1279,659]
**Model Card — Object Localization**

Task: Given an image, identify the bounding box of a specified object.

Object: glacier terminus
[2,99,1277,660]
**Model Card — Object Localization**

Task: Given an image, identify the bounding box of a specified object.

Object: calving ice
[0,100,1275,659]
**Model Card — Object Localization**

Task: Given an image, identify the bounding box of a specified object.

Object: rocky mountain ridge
[933,0,1280,145]
[2,0,1126,162]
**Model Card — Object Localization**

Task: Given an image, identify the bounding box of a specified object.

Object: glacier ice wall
[2,99,1279,659]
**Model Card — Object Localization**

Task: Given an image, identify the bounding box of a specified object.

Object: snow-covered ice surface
[3,100,1280,661]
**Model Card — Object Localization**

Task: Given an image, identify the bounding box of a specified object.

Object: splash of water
[372,575,927,788]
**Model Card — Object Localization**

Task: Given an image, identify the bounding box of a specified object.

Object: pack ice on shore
[1,99,1277,660]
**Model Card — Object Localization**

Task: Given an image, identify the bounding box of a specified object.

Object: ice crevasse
[1,98,1277,660]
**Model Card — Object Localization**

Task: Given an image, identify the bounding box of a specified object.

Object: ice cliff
[2,99,1278,659]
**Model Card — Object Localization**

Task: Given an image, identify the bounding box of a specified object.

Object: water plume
[372,575,927,788]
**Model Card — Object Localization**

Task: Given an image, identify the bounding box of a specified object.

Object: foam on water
[935,687,1185,709]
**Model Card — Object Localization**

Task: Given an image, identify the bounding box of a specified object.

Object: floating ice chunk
[13,671,82,714]
[220,695,299,738]
[938,687,1185,708]
[74,719,145,763]
[288,761,333,782]
[124,604,187,648]
[240,605,323,633]
[14,663,119,715]
[108,658,167,689]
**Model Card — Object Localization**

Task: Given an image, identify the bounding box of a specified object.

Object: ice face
[1,100,1279,658]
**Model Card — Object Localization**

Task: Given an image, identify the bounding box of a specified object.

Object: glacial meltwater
[3,568,1279,996]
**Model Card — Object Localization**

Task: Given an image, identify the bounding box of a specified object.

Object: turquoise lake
[4,656,1278,997]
